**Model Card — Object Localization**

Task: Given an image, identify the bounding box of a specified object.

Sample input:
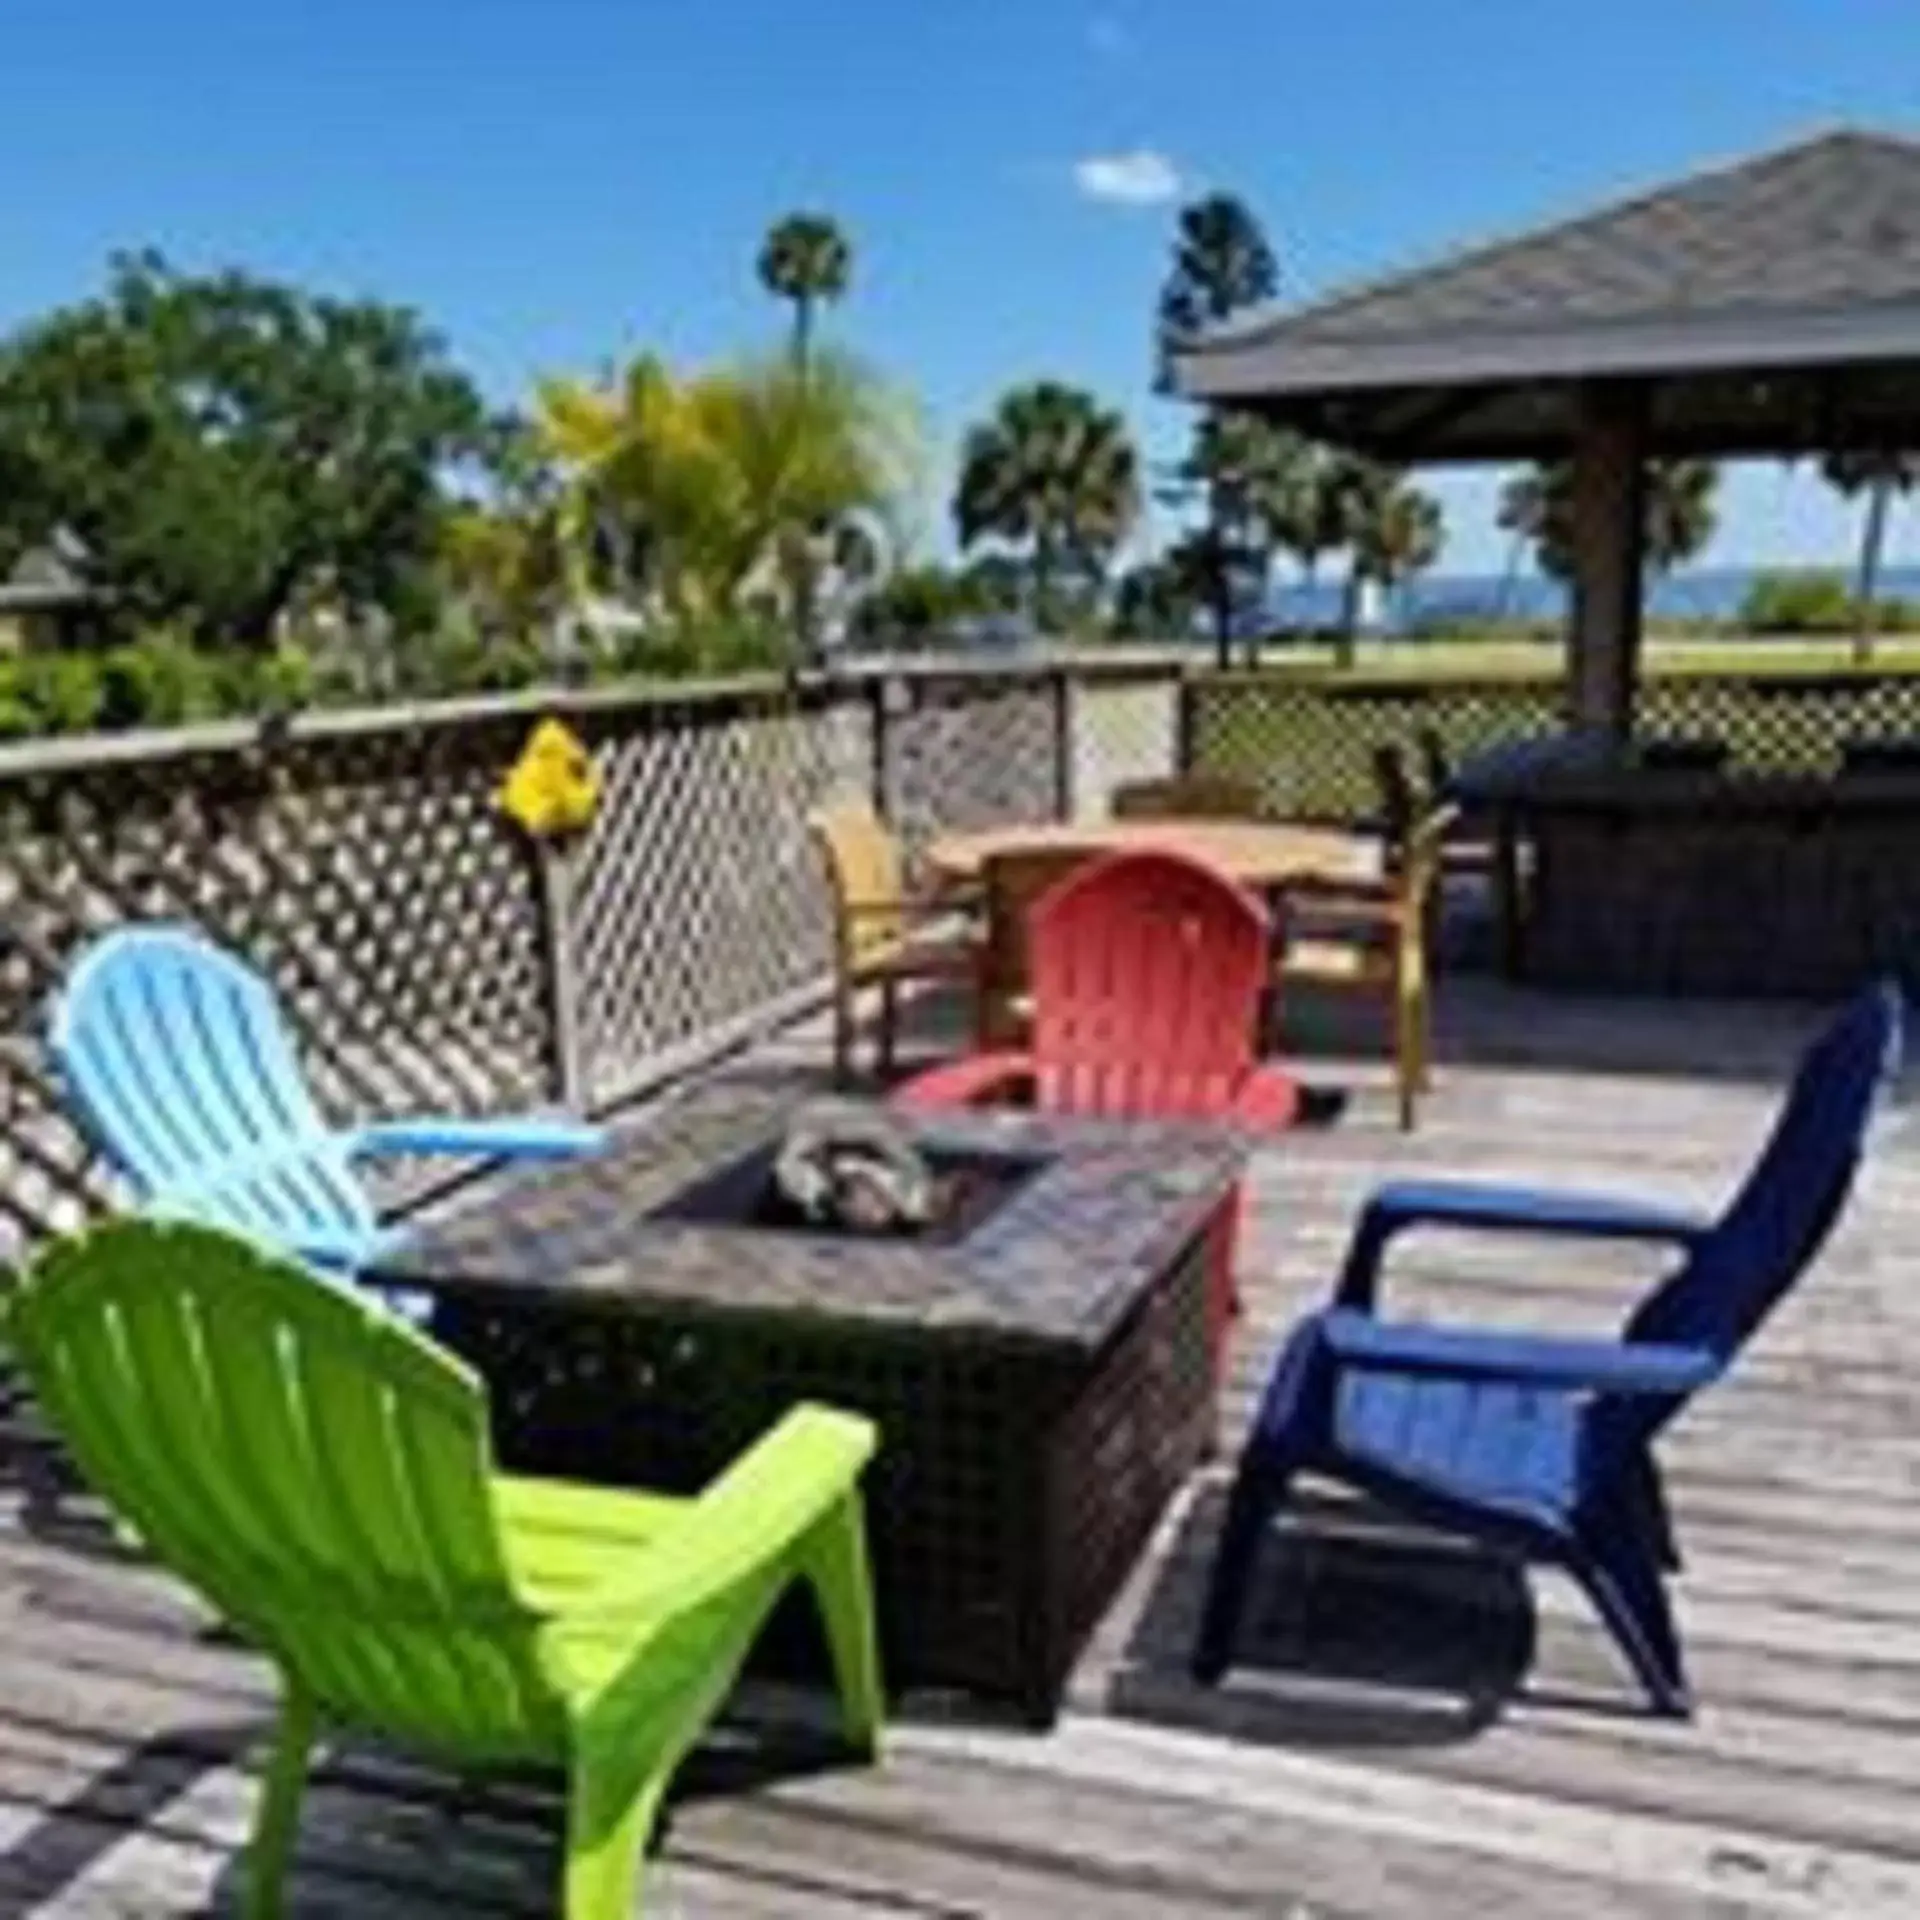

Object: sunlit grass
[1235,634,1920,683]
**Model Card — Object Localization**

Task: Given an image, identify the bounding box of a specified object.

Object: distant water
[1269,565,1920,635]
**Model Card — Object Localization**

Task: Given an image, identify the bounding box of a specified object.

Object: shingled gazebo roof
[1174,130,1920,460]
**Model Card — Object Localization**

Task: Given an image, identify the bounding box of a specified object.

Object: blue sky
[3,0,1920,574]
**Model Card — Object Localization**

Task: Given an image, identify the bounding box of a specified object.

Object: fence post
[1176,667,1200,775]
[536,840,587,1112]
[1052,668,1075,820]
[869,672,892,817]
[500,716,598,1114]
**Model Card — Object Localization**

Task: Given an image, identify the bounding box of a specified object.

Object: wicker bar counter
[374,1083,1244,1723]
[1456,736,1920,996]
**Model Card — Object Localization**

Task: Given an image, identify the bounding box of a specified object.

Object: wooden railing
[12,643,1914,1256]
[0,654,1183,1257]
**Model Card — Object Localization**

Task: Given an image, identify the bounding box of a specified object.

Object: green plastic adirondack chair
[4,1218,883,1918]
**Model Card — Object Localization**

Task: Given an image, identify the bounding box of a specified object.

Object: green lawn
[1233,634,1920,685]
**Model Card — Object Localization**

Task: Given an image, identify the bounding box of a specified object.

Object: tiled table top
[376,1082,1247,1353]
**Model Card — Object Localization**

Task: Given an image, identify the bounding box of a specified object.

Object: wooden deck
[3,979,1919,1916]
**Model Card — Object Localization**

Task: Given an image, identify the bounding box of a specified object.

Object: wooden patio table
[926,817,1375,891]
[928,818,1378,1048]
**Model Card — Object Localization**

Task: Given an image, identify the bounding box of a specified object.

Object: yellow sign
[500,718,601,839]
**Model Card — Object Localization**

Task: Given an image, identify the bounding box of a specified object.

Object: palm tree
[1644,460,1719,577]
[1355,480,1445,627]
[534,354,697,609]
[1822,451,1920,663]
[693,352,914,657]
[757,214,853,370]
[1494,467,1547,617]
[953,382,1141,631]
[1155,194,1278,389]
[1498,459,1719,582]
[1311,455,1394,658]
[1262,441,1335,601]
[536,348,915,654]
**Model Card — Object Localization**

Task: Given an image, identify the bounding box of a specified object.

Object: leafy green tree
[953,382,1140,630]
[0,250,490,647]
[849,562,989,650]
[1156,193,1283,661]
[1497,459,1719,583]
[960,551,1030,616]
[1111,548,1207,639]
[1155,194,1278,388]
[1822,450,1920,663]
[757,213,853,369]
[1164,411,1316,661]
[437,414,572,655]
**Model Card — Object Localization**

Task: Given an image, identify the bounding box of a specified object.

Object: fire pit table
[373,1081,1245,1724]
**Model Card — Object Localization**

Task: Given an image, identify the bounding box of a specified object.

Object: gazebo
[1173,128,1920,735]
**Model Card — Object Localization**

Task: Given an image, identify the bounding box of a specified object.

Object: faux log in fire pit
[655,1099,1033,1245]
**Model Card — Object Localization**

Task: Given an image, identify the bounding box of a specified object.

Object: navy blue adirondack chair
[51,925,604,1282]
[1193,982,1902,1714]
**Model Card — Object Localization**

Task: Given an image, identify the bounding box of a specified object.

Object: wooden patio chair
[1412,727,1500,875]
[1195,982,1902,1714]
[1414,725,1454,805]
[1405,734,1509,967]
[1370,743,1420,873]
[5,1216,883,1919]
[809,802,982,1083]
[1273,805,1452,1129]
[1110,773,1266,820]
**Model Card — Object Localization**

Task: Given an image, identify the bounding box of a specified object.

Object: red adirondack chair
[894,849,1299,1368]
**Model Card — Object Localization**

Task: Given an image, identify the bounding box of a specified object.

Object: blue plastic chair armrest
[348,1116,607,1161]
[1336,1178,1711,1309]
[283,1222,397,1272]
[1320,1308,1721,1395]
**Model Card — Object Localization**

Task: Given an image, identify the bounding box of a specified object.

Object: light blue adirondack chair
[50,925,604,1281]
[1193,981,1902,1714]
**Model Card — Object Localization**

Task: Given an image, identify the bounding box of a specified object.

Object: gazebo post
[1566,381,1649,739]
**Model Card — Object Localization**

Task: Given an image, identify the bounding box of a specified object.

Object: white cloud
[1087,14,1132,58]
[1074,148,1182,207]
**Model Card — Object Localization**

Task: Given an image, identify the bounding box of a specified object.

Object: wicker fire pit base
[378,1084,1243,1724]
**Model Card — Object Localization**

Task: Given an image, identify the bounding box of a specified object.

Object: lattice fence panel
[1189,673,1565,820]
[1069,673,1181,820]
[1192,668,1920,822]
[1637,673,1920,772]
[0,717,554,1260]
[882,676,1063,855]
[570,687,874,1107]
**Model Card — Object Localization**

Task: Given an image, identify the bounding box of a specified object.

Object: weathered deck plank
[2,980,1917,1915]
